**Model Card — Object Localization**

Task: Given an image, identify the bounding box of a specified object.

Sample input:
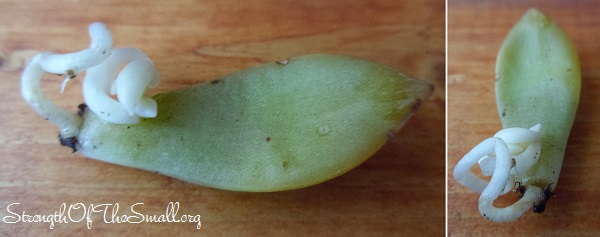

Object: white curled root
[21,22,160,138]
[83,47,159,124]
[453,124,542,222]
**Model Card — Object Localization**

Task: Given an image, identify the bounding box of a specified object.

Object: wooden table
[0,1,445,236]
[449,1,600,236]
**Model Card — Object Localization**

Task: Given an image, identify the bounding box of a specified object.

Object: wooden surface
[0,0,445,236]
[449,1,600,236]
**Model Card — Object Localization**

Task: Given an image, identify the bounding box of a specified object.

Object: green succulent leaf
[495,9,580,191]
[76,54,433,192]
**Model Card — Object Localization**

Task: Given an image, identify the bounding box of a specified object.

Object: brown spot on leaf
[58,134,78,153]
[411,99,423,112]
[77,103,87,117]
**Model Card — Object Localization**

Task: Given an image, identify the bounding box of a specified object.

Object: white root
[21,22,160,138]
[479,185,544,222]
[83,47,159,124]
[21,54,82,138]
[453,124,543,222]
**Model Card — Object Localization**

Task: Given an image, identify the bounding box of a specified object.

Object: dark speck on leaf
[210,80,222,85]
[411,99,423,112]
[282,161,289,168]
[66,69,75,77]
[77,104,87,117]
[59,134,78,153]
[387,131,395,142]
[514,182,526,197]
[266,137,271,142]
[533,185,554,214]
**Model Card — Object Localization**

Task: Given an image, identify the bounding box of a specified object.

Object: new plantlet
[453,9,580,221]
[21,23,433,192]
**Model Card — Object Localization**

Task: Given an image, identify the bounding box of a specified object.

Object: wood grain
[0,0,445,236]
[449,1,600,236]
